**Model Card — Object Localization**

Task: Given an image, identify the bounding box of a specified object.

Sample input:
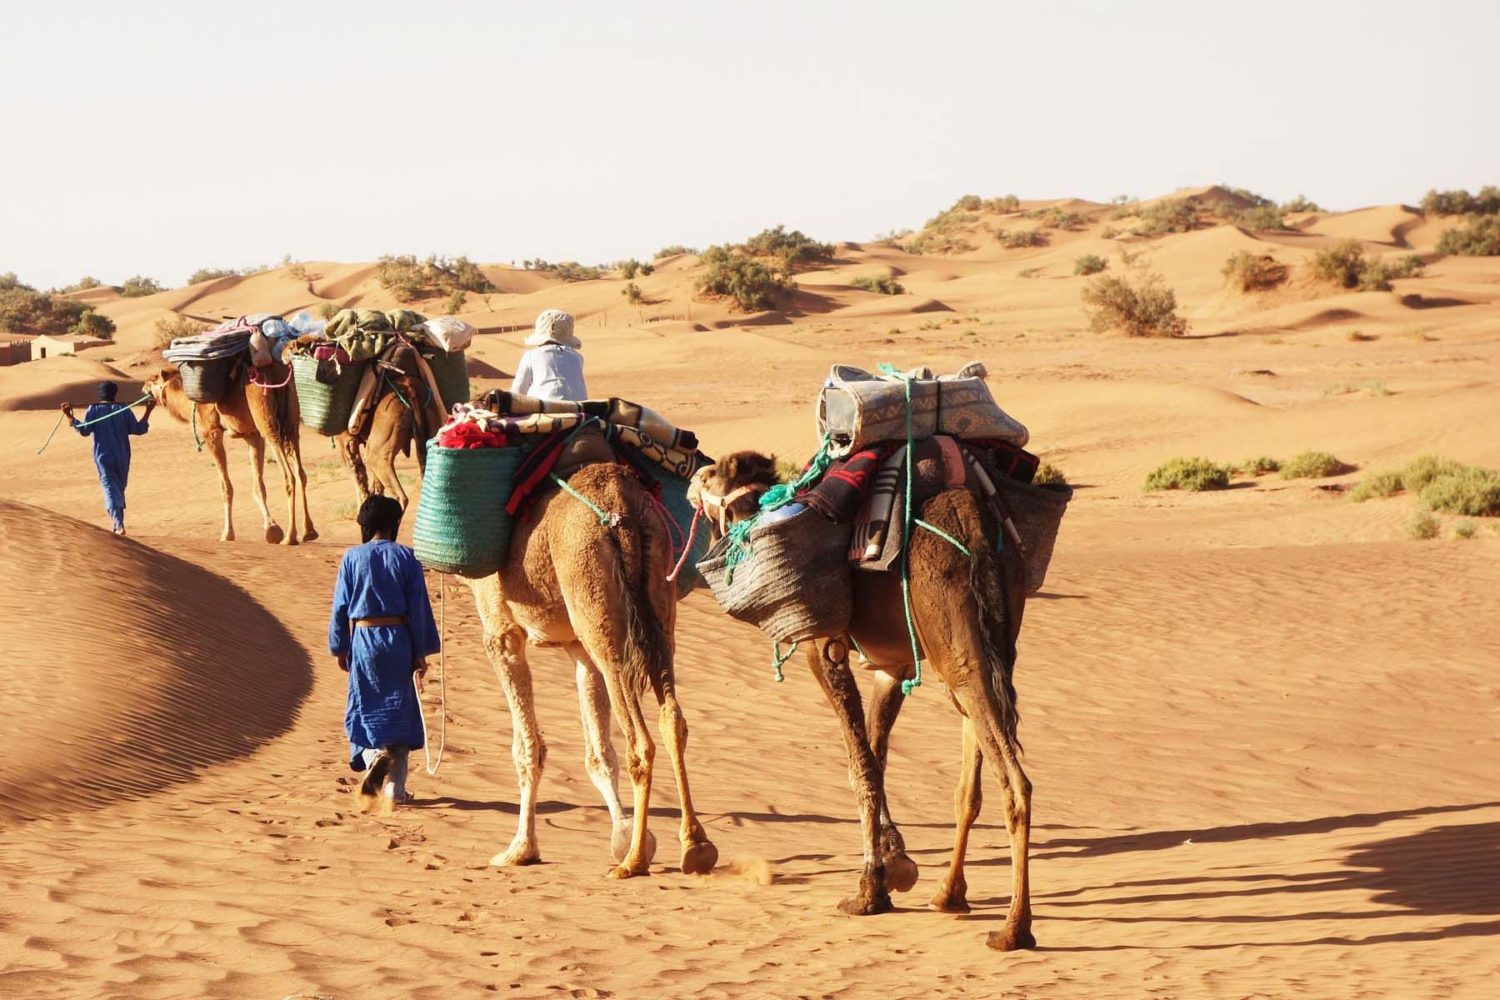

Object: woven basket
[423,349,470,411]
[292,353,363,436]
[697,507,853,644]
[993,477,1072,595]
[646,464,710,597]
[412,443,523,577]
[178,358,233,404]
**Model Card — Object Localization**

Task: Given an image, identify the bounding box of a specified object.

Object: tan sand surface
[2,193,1498,998]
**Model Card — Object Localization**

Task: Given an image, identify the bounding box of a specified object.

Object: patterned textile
[463,392,704,478]
[798,445,892,522]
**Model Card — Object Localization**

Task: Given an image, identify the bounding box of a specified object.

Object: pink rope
[248,364,294,390]
[647,492,685,555]
[665,505,703,582]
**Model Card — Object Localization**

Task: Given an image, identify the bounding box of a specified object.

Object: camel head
[142,366,180,403]
[690,450,779,539]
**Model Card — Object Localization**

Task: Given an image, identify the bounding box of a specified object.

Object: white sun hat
[523,309,580,349]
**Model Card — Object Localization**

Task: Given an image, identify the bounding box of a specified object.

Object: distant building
[0,341,28,367]
[31,334,108,361]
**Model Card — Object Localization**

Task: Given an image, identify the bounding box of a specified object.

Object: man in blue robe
[63,381,154,535]
[328,495,441,807]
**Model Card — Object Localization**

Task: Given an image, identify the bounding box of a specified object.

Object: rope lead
[878,363,923,696]
[551,474,620,526]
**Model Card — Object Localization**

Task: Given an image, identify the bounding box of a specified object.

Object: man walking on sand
[62,380,154,535]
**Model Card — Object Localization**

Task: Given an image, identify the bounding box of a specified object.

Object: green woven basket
[412,442,522,577]
[422,349,470,411]
[292,354,363,436]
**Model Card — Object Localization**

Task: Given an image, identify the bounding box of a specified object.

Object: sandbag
[816,362,1028,459]
[418,315,476,353]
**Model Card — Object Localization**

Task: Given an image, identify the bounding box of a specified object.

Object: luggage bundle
[162,315,301,403]
[289,309,475,437]
[697,360,1071,647]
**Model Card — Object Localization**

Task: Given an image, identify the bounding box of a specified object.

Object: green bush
[1145,457,1231,492]
[1239,455,1281,475]
[1419,465,1500,516]
[850,275,904,294]
[1309,240,1419,291]
[1222,251,1289,291]
[153,314,207,349]
[1453,520,1477,539]
[1136,199,1198,235]
[742,225,834,270]
[1073,254,1107,276]
[0,274,89,333]
[654,244,696,259]
[696,245,793,311]
[983,195,1021,212]
[187,267,238,285]
[905,230,975,255]
[1219,185,1274,208]
[619,259,641,279]
[996,227,1048,248]
[1420,186,1500,216]
[1033,461,1068,485]
[1350,470,1405,502]
[1436,215,1500,256]
[622,282,643,304]
[57,276,103,293]
[445,290,468,314]
[953,194,983,211]
[1081,271,1189,338]
[1280,195,1321,213]
[1280,451,1354,479]
[1402,454,1464,491]
[552,261,604,282]
[70,309,115,340]
[120,275,165,298]
[1030,206,1087,230]
[377,254,495,301]
[1234,204,1287,230]
[1407,510,1440,540]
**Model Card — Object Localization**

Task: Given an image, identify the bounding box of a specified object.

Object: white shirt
[511,344,588,402]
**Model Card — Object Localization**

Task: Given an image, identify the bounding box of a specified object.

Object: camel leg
[205,426,236,543]
[289,435,318,542]
[591,663,656,879]
[568,643,656,865]
[370,439,408,509]
[274,442,299,545]
[483,622,546,866]
[865,666,918,892]
[648,662,718,875]
[931,714,983,913]
[808,638,892,916]
[241,433,283,544]
[337,434,370,507]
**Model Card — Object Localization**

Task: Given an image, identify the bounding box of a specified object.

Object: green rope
[770,641,797,682]
[878,363,923,696]
[190,404,204,452]
[551,474,620,526]
[723,436,834,588]
[847,632,870,662]
[37,394,152,455]
[382,372,413,412]
[914,518,971,557]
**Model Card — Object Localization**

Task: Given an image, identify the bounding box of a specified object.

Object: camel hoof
[302,527,320,542]
[680,840,718,875]
[220,531,235,543]
[609,823,657,865]
[489,844,541,867]
[607,862,650,879]
[885,851,919,893]
[837,891,893,916]
[283,534,299,547]
[986,926,1037,952]
[930,889,971,914]
[264,524,285,544]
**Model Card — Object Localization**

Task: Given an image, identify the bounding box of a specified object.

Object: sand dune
[1,185,1498,998]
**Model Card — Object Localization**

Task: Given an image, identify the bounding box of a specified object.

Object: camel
[465,462,718,879]
[146,358,317,545]
[329,340,447,511]
[691,451,1035,951]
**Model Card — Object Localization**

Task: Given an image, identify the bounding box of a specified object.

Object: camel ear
[687,464,715,508]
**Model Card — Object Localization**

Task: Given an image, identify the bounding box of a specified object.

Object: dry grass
[1145,457,1230,492]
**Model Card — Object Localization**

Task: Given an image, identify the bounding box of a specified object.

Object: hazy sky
[4,0,1496,289]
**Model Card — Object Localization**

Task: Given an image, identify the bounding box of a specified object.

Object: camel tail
[969,512,1022,749]
[604,498,673,698]
[266,371,300,452]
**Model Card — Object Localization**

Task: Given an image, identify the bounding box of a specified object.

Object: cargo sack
[412,443,524,577]
[419,316,476,353]
[993,476,1072,595]
[292,353,363,436]
[816,363,1029,459]
[421,348,470,411]
[697,507,853,644]
[178,357,235,404]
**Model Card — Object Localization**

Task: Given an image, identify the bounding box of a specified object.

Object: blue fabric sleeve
[129,410,150,436]
[72,418,92,437]
[404,553,441,658]
[329,551,353,656]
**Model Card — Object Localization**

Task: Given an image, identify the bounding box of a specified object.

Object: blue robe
[73,403,149,530]
[328,540,441,769]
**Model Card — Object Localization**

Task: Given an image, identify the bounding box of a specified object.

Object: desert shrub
[1309,240,1416,291]
[654,244,696,259]
[742,225,834,270]
[1081,271,1189,338]
[317,302,338,320]
[1234,204,1287,230]
[286,259,309,281]
[1402,455,1464,491]
[622,282,643,304]
[1100,225,1120,239]
[1111,197,1141,219]
[1017,267,1043,279]
[1419,465,1500,516]
[953,194,983,211]
[1073,254,1107,276]
[446,290,468,313]
[619,258,641,279]
[377,254,495,301]
[57,276,103,293]
[1350,470,1406,502]
[1033,461,1068,485]
[1453,520,1477,539]
[1280,194,1321,213]
[120,275,165,298]
[1239,455,1281,475]
[996,227,1048,249]
[153,314,207,349]
[1136,199,1198,235]
[1145,457,1231,492]
[1347,330,1377,342]
[1221,251,1289,291]
[0,275,88,333]
[1030,206,1086,230]
[1407,510,1440,540]
[696,245,793,311]
[983,195,1020,212]
[1280,451,1354,479]
[69,309,115,340]
[187,267,238,285]
[850,274,904,294]
[1219,184,1274,207]
[1436,215,1500,256]
[640,261,655,276]
[905,230,976,255]
[553,261,604,282]
[1420,186,1500,216]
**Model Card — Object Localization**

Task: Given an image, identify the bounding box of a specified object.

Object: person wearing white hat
[511,309,588,402]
